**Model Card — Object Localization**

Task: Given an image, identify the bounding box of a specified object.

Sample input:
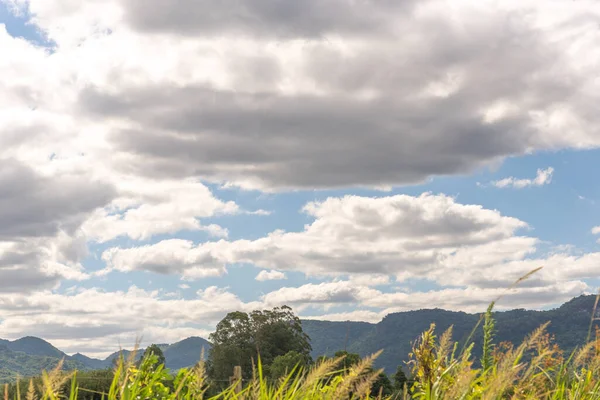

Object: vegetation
[207,306,312,382]
[140,345,166,368]
[6,269,600,398]
[302,294,600,372]
[9,310,600,399]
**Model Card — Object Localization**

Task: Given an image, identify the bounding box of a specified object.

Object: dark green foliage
[208,306,312,381]
[270,351,311,380]
[302,294,600,373]
[371,372,394,397]
[140,344,166,366]
[0,345,85,383]
[334,350,361,370]
[393,365,408,391]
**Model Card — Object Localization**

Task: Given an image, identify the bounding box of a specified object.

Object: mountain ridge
[1,294,599,381]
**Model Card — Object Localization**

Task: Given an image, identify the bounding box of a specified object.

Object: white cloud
[107,193,531,282]
[262,281,379,309]
[1,0,600,354]
[593,227,600,235]
[255,270,286,281]
[491,167,554,189]
[82,177,238,243]
[276,278,588,321]
[0,285,261,357]
[101,193,600,296]
[2,0,599,190]
[101,239,228,280]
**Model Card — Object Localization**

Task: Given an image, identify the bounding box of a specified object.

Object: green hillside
[0,345,85,383]
[302,294,600,372]
[1,295,599,382]
[163,336,211,370]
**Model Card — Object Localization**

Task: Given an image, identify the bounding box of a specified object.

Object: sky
[0,0,599,358]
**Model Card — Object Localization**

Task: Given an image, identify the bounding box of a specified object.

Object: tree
[270,351,311,381]
[208,306,312,381]
[393,365,409,392]
[371,372,394,397]
[333,350,361,371]
[141,344,166,367]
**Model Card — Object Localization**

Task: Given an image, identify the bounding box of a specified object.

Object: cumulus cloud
[266,277,587,321]
[0,285,260,357]
[101,193,600,294]
[82,177,238,243]
[101,193,534,281]
[491,167,554,189]
[0,157,114,292]
[3,0,598,190]
[101,239,227,280]
[255,270,286,281]
[2,0,600,354]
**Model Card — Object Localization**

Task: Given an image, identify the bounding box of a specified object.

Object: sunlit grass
[7,268,600,399]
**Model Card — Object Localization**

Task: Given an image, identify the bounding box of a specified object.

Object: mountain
[0,344,86,383]
[71,338,212,371]
[163,336,211,370]
[2,294,599,382]
[0,336,212,382]
[301,295,600,373]
[71,353,106,370]
[6,337,66,358]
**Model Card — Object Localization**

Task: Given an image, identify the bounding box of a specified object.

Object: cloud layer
[0,0,599,356]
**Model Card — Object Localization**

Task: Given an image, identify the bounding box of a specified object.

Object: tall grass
[11,317,600,399]
[6,350,390,400]
[8,268,600,399]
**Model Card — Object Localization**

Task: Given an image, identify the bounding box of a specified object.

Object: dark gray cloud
[0,158,116,292]
[0,266,60,292]
[122,0,416,38]
[76,1,599,190]
[0,158,116,239]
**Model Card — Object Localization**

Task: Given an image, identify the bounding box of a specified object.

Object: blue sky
[1,0,600,357]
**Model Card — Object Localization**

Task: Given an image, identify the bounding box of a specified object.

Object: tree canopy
[208,306,312,380]
[270,350,311,380]
[141,344,166,366]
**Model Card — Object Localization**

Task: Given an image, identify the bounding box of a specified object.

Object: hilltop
[302,294,600,372]
[0,336,212,383]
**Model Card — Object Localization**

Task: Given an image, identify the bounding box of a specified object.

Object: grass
[6,267,600,399]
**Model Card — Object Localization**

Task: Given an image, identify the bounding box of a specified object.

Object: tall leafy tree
[208,306,311,380]
[393,365,409,392]
[141,344,166,367]
[270,351,311,381]
[371,372,394,397]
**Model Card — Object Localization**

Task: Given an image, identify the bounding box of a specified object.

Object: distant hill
[2,294,600,382]
[163,336,211,370]
[6,337,66,358]
[0,344,85,383]
[71,353,106,370]
[302,294,600,373]
[0,336,212,383]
